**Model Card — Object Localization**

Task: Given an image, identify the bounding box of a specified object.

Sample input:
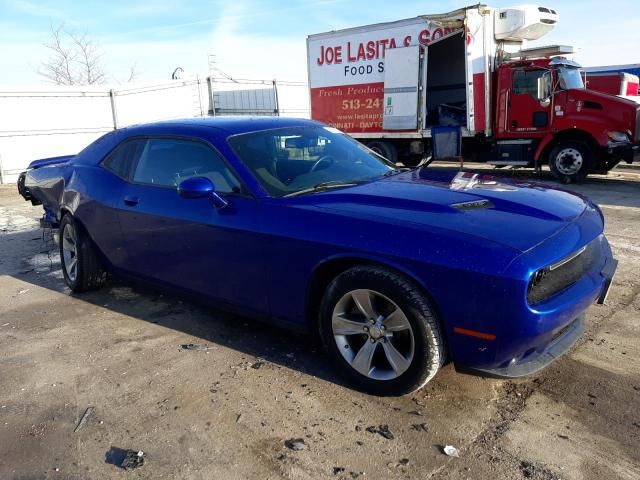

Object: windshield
[557,66,584,90]
[228,126,395,197]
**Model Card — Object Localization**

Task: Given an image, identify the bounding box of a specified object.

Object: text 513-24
[342,98,382,110]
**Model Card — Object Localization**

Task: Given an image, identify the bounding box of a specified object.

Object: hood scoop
[451,199,494,211]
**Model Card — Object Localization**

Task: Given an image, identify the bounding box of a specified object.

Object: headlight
[607,131,630,143]
[527,241,599,305]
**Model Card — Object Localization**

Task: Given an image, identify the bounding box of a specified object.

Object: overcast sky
[1,0,639,85]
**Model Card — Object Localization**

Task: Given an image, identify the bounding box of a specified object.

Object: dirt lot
[1,166,639,480]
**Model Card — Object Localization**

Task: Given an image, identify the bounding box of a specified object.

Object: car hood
[304,169,589,253]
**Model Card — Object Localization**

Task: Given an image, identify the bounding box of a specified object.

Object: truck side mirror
[537,74,551,107]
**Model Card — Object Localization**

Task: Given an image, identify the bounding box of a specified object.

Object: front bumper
[465,315,585,378]
[604,140,639,164]
[461,252,617,379]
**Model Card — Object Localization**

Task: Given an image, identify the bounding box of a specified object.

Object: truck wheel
[548,140,593,183]
[402,154,424,168]
[367,141,398,164]
[59,214,107,292]
[319,265,445,396]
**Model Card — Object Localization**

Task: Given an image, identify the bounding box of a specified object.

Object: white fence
[0,77,309,184]
[210,77,309,118]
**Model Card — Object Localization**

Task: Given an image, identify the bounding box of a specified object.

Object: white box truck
[306,5,640,182]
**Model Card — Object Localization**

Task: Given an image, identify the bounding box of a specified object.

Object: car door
[90,138,147,270]
[508,68,552,136]
[116,136,268,315]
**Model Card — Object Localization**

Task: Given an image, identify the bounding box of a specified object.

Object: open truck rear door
[383,45,421,130]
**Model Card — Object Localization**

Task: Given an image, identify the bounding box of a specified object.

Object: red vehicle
[584,64,640,97]
[307,5,640,182]
[585,71,639,97]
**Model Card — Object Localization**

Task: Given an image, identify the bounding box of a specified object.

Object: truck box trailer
[307,5,640,182]
[585,71,639,97]
[584,64,640,96]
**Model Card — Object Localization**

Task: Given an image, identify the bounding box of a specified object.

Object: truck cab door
[507,68,552,135]
[383,46,421,130]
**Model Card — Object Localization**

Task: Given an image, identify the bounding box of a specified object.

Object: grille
[527,239,601,305]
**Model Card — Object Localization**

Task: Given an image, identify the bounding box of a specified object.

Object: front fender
[533,128,603,166]
[533,132,556,164]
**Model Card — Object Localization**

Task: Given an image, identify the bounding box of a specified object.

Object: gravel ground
[0,165,638,480]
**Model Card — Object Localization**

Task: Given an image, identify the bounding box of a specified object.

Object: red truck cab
[494,56,640,182]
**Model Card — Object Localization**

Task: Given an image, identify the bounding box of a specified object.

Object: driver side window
[132,138,241,193]
[513,69,547,98]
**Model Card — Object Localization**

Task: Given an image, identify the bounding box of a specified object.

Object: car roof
[72,116,327,168]
[121,116,323,136]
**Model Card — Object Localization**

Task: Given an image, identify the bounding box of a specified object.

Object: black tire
[59,214,107,292]
[548,140,593,183]
[319,265,445,396]
[401,154,424,168]
[367,141,398,164]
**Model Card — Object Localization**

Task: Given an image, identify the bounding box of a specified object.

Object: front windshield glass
[557,66,584,90]
[228,126,395,197]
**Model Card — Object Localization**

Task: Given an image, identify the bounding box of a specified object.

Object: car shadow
[428,163,640,210]
[1,225,349,390]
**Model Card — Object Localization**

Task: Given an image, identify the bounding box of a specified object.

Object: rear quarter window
[101,139,146,180]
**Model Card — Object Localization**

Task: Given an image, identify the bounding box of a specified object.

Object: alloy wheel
[61,223,78,282]
[332,289,415,381]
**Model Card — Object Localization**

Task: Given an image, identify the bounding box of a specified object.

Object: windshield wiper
[283,180,359,197]
[383,168,409,176]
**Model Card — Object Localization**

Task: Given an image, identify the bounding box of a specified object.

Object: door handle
[511,120,518,129]
[123,195,139,206]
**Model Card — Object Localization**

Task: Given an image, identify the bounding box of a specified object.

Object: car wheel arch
[304,255,446,341]
[58,208,108,266]
[59,206,73,221]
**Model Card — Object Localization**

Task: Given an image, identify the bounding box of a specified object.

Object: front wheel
[319,266,445,396]
[548,140,593,184]
[59,214,107,292]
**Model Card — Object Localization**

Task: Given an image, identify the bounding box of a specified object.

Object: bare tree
[127,63,140,83]
[39,23,106,86]
[70,31,105,85]
[39,23,77,85]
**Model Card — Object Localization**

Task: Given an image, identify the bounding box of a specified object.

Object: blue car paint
[177,176,228,208]
[22,117,615,375]
[27,155,75,170]
[118,184,268,315]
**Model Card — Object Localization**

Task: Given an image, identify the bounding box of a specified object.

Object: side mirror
[177,176,228,209]
[537,74,551,107]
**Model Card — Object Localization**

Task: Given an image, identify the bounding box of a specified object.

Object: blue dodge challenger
[18,117,617,395]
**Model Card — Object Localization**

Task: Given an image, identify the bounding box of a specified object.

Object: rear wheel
[401,154,425,168]
[319,265,445,396]
[548,140,593,183]
[367,141,398,164]
[59,214,107,292]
